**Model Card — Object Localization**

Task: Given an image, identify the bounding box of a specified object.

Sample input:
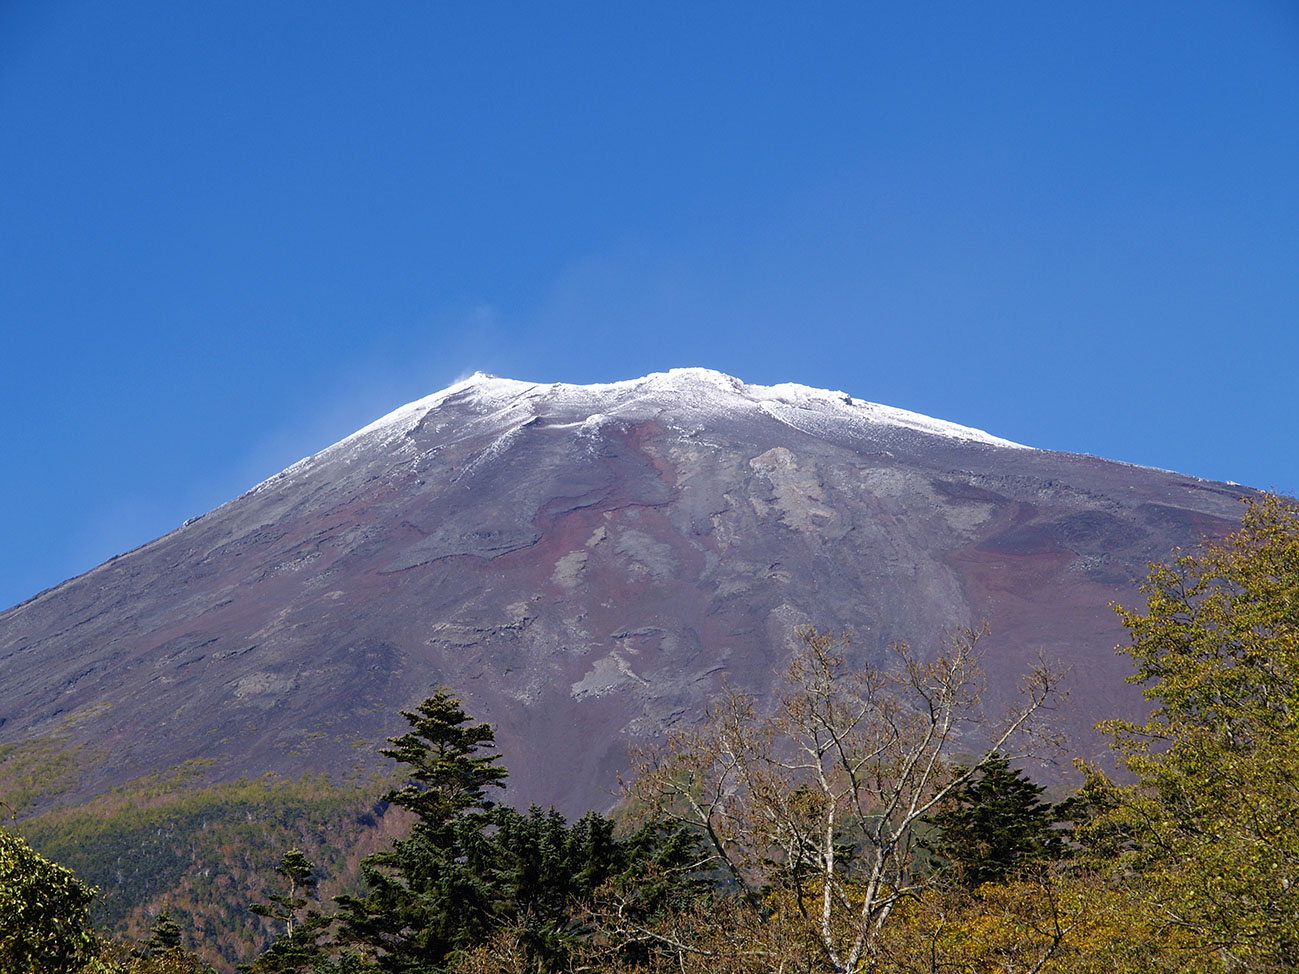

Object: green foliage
[101,934,217,973]
[485,804,609,964]
[249,851,315,937]
[335,689,708,974]
[924,751,1065,889]
[0,735,95,816]
[146,909,184,953]
[242,850,334,974]
[378,690,510,824]
[480,806,706,972]
[17,771,382,969]
[0,822,100,973]
[0,705,113,819]
[333,689,510,972]
[1099,494,1299,970]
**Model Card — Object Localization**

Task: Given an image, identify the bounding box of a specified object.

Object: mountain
[0,369,1253,816]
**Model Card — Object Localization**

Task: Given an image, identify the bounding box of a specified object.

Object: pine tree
[333,688,508,973]
[243,850,332,973]
[145,908,184,954]
[332,688,708,973]
[925,751,1063,890]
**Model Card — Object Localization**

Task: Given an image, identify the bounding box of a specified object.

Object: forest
[4,494,1297,973]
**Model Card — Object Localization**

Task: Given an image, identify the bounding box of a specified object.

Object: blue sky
[2,1,1297,610]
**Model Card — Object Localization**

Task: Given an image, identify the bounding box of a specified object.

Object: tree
[924,751,1064,890]
[243,850,332,973]
[625,625,1063,973]
[333,688,508,972]
[108,936,217,974]
[0,823,100,973]
[478,804,631,969]
[1098,494,1299,970]
[333,688,710,973]
[145,909,184,955]
[451,811,709,973]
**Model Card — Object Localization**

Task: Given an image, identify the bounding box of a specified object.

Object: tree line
[5,494,1297,973]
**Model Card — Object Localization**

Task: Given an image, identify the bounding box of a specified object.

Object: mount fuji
[0,369,1252,813]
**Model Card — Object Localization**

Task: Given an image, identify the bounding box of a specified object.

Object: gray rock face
[0,370,1252,813]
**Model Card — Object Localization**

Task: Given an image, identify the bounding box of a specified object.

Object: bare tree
[624,625,1064,973]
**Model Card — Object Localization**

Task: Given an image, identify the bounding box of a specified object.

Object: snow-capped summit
[337,368,1026,471]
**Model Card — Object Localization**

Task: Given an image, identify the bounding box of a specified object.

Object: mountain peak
[0,362,1252,821]
[337,368,1028,466]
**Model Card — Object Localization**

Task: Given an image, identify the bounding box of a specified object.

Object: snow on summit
[339,368,1027,453]
[234,365,1035,537]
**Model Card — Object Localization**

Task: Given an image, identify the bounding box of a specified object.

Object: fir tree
[243,850,332,973]
[331,688,707,974]
[145,908,184,955]
[333,688,508,973]
[925,751,1063,889]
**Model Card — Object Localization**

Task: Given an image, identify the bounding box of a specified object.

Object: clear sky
[2,1,1297,611]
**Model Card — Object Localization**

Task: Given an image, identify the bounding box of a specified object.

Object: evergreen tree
[332,688,708,974]
[243,850,332,973]
[145,908,184,954]
[476,806,707,971]
[482,805,607,970]
[333,688,508,973]
[924,752,1063,890]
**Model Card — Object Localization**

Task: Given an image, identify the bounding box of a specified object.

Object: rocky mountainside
[0,369,1253,814]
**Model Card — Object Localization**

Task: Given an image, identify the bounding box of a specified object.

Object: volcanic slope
[0,369,1253,814]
